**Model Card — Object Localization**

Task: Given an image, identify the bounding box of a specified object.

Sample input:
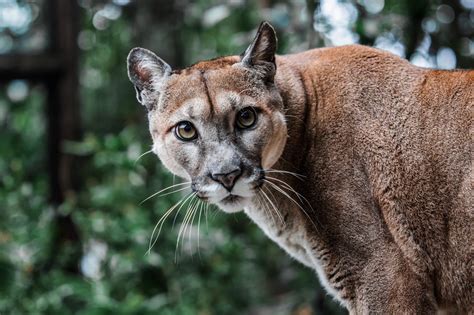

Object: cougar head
[127,22,287,213]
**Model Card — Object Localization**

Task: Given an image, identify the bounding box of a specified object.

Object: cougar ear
[127,47,171,110]
[240,21,277,82]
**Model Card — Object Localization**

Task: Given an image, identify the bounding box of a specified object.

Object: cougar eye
[236,107,257,129]
[175,121,198,141]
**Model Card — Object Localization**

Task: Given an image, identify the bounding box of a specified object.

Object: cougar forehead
[150,59,283,135]
[159,62,268,111]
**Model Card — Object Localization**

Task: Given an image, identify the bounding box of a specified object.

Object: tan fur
[128,24,473,314]
[267,45,473,313]
[261,110,287,168]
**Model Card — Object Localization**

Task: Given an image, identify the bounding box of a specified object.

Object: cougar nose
[211,168,242,191]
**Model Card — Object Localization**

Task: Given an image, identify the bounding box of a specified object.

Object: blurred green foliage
[0,0,472,314]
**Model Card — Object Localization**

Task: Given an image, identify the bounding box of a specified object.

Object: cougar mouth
[221,194,243,204]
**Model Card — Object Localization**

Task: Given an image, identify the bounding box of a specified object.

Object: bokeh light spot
[436,5,455,24]
[436,47,457,69]
[359,0,385,15]
[7,80,29,102]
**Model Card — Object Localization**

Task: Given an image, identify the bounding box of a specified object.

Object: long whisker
[265,176,318,224]
[148,198,185,253]
[205,202,209,230]
[257,190,277,226]
[260,186,284,224]
[146,191,193,255]
[170,193,197,260]
[187,198,201,254]
[264,169,306,180]
[140,181,191,205]
[265,176,309,205]
[134,149,153,164]
[176,196,199,258]
[197,201,204,260]
[211,205,220,220]
[264,179,318,229]
[142,186,191,205]
[262,190,279,226]
[264,179,306,211]
[264,184,285,226]
[172,191,196,229]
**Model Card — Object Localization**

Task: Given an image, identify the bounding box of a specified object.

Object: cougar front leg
[349,249,437,314]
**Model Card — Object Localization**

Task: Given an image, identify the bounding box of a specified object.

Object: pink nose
[210,168,242,191]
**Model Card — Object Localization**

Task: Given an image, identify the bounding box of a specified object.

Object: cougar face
[127,23,287,212]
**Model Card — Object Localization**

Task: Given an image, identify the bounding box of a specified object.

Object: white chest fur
[243,202,347,307]
[244,203,313,267]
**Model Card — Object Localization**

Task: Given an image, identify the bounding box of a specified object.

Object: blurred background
[0,0,472,314]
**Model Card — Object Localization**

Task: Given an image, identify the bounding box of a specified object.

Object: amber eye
[175,121,198,141]
[236,107,257,129]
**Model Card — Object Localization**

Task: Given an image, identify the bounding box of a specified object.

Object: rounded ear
[240,21,278,82]
[127,47,171,110]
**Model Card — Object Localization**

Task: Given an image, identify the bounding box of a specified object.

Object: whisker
[146,191,193,255]
[264,169,306,180]
[178,195,201,259]
[171,192,195,229]
[205,202,209,230]
[261,191,279,226]
[176,196,199,259]
[143,186,191,205]
[170,192,197,252]
[187,198,201,254]
[134,149,153,164]
[264,179,318,229]
[140,181,191,205]
[264,184,285,225]
[260,186,284,224]
[197,200,204,260]
[265,176,317,220]
[174,197,194,262]
[266,176,306,201]
[257,190,277,226]
[188,199,202,256]
[211,205,220,220]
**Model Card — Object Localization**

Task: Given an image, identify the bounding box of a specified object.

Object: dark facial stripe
[200,71,214,116]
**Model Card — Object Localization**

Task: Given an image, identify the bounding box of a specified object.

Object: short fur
[127,22,473,313]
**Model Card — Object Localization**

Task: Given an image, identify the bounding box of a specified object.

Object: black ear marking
[240,21,278,81]
[126,47,171,109]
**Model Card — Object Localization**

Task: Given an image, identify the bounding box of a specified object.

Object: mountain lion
[127,22,473,313]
